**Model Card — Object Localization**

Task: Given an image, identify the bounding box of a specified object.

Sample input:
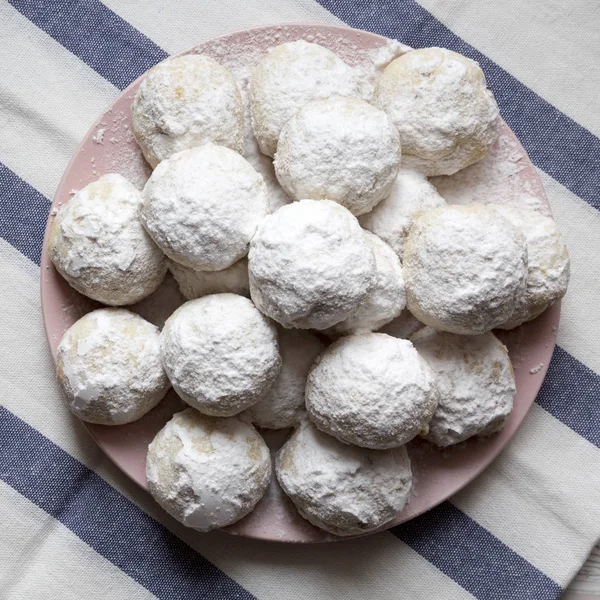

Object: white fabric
[0,1,599,598]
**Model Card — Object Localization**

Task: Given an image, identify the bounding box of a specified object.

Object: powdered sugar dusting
[79,28,405,207]
[168,257,250,301]
[368,39,412,70]
[306,333,438,449]
[276,420,412,536]
[248,200,375,330]
[130,272,185,329]
[146,408,271,531]
[359,167,447,260]
[491,205,570,329]
[404,204,528,335]
[92,127,105,145]
[274,96,401,216]
[374,48,499,176]
[132,55,244,168]
[191,38,291,211]
[328,231,406,336]
[250,40,362,157]
[57,308,170,425]
[245,327,325,429]
[49,174,167,306]
[431,128,552,217]
[161,294,281,417]
[412,327,515,447]
[380,309,425,340]
[141,144,269,271]
[97,109,152,190]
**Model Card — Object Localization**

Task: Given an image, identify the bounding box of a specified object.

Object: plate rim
[40,22,560,543]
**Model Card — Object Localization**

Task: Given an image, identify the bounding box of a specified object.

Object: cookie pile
[51,40,570,536]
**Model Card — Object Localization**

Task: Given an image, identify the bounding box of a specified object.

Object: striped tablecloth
[1,1,600,599]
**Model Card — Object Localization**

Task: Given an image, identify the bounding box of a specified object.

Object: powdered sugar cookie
[328,231,405,336]
[249,40,360,157]
[245,327,325,429]
[276,420,412,536]
[375,48,499,176]
[359,168,446,260]
[160,294,281,416]
[490,205,570,329]
[57,309,170,425]
[141,144,268,271]
[248,200,375,330]
[132,55,244,168]
[274,97,401,216]
[404,204,528,334]
[147,408,271,531]
[306,333,438,449]
[412,327,515,446]
[48,174,167,306]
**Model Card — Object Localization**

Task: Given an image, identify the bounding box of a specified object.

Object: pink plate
[40,23,560,543]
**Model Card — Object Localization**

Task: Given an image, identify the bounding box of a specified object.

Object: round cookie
[245,327,325,429]
[248,200,375,330]
[147,408,271,531]
[404,204,528,335]
[306,333,438,449]
[276,421,412,537]
[328,231,406,336]
[374,48,499,176]
[168,257,249,300]
[490,205,570,329]
[359,168,446,260]
[411,327,516,446]
[160,294,281,416]
[274,97,401,216]
[57,309,170,425]
[141,144,268,271]
[249,40,360,157]
[48,174,167,306]
[132,55,244,168]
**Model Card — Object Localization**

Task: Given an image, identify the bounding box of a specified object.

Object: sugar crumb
[92,128,105,144]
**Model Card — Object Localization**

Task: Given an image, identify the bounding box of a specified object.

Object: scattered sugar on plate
[92,128,105,144]
[431,131,552,217]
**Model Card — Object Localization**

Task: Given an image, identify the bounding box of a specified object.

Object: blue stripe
[317,0,600,211]
[536,346,600,448]
[0,405,255,600]
[0,163,50,265]
[392,502,561,600]
[7,0,167,90]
